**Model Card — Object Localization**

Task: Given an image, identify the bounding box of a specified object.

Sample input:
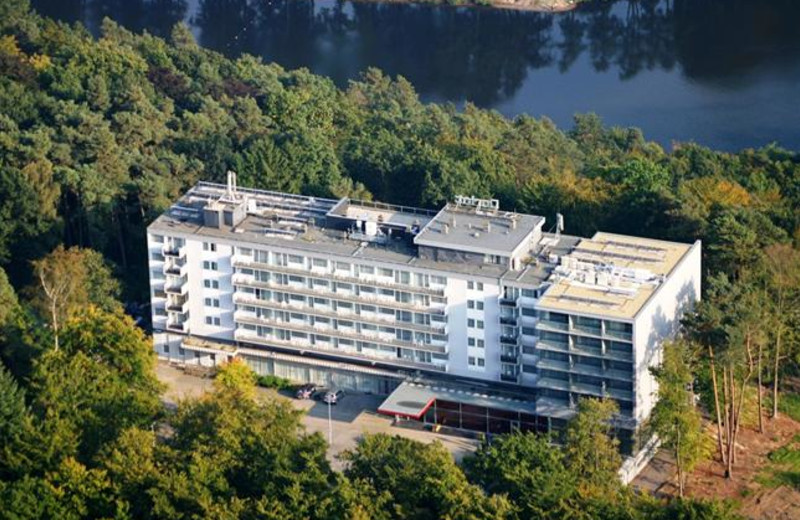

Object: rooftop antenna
[556,213,564,239]
[226,170,239,201]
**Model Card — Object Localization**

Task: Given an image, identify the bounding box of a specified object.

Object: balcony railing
[500,334,518,345]
[499,297,517,307]
[163,246,184,258]
[537,319,569,332]
[500,353,520,364]
[500,372,520,383]
[166,321,186,332]
[500,315,518,326]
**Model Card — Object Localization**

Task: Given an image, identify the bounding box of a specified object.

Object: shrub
[255,374,293,390]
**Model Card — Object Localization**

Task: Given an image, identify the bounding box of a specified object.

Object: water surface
[31,0,800,151]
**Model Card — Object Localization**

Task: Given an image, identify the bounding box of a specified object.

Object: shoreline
[344,0,580,13]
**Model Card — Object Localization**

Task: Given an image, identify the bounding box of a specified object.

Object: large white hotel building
[148,178,700,476]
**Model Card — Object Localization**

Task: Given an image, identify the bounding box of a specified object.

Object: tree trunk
[677,428,684,498]
[725,367,735,478]
[51,298,59,351]
[709,346,726,464]
[773,325,782,419]
[757,342,764,434]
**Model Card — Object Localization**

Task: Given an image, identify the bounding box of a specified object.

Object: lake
[31,0,800,151]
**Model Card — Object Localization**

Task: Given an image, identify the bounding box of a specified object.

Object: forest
[1,0,800,516]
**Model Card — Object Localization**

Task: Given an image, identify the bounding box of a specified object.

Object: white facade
[147,181,701,457]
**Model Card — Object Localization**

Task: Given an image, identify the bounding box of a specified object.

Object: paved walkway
[157,363,478,469]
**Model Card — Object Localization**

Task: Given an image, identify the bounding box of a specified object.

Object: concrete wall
[632,241,702,425]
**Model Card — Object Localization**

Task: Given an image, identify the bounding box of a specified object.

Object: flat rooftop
[150,183,559,281]
[536,232,695,320]
[414,202,544,257]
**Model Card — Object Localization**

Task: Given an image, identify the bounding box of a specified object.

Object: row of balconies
[537,318,633,342]
[231,294,446,335]
[535,338,633,363]
[536,376,633,402]
[233,312,448,354]
[234,329,448,373]
[232,274,446,315]
[232,257,446,297]
[536,357,633,383]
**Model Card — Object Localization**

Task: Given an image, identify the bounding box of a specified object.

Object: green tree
[342,434,511,519]
[27,246,121,349]
[648,340,710,496]
[28,307,162,466]
[463,432,581,519]
[564,398,622,496]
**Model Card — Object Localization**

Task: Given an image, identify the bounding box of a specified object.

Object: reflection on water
[30,0,800,150]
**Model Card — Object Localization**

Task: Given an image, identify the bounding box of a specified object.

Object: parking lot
[157,363,478,469]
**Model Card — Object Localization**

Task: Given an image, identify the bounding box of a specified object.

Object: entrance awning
[378,383,437,419]
[378,381,538,419]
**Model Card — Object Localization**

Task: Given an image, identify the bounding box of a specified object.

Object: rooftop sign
[454,195,499,212]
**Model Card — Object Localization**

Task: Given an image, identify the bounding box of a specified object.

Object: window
[467,281,474,290]
[468,300,475,309]
[468,319,476,328]
[477,339,485,349]
[203,242,217,252]
[477,282,484,291]
[477,358,485,367]
[289,254,304,264]
[468,337,476,347]
[336,262,350,271]
[203,261,218,271]
[468,356,476,366]
[360,265,375,275]
[205,316,221,326]
[163,345,170,353]
[431,275,446,285]
[379,268,393,277]
[204,279,220,289]
[312,258,328,268]
[477,320,484,330]
[204,297,220,308]
[476,301,484,310]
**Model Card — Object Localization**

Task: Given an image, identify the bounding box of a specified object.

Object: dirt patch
[635,414,800,519]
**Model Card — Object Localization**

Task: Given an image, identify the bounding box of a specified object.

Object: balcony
[500,315,518,326]
[537,319,569,332]
[500,372,520,384]
[604,329,633,342]
[499,297,517,307]
[167,297,189,313]
[500,351,520,364]
[153,289,166,299]
[500,334,518,346]
[163,246,185,258]
[166,321,186,332]
[164,261,186,276]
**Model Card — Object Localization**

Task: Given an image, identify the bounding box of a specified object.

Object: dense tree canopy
[0,2,797,518]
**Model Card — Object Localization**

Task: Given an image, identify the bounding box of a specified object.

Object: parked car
[322,389,345,405]
[295,383,317,400]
